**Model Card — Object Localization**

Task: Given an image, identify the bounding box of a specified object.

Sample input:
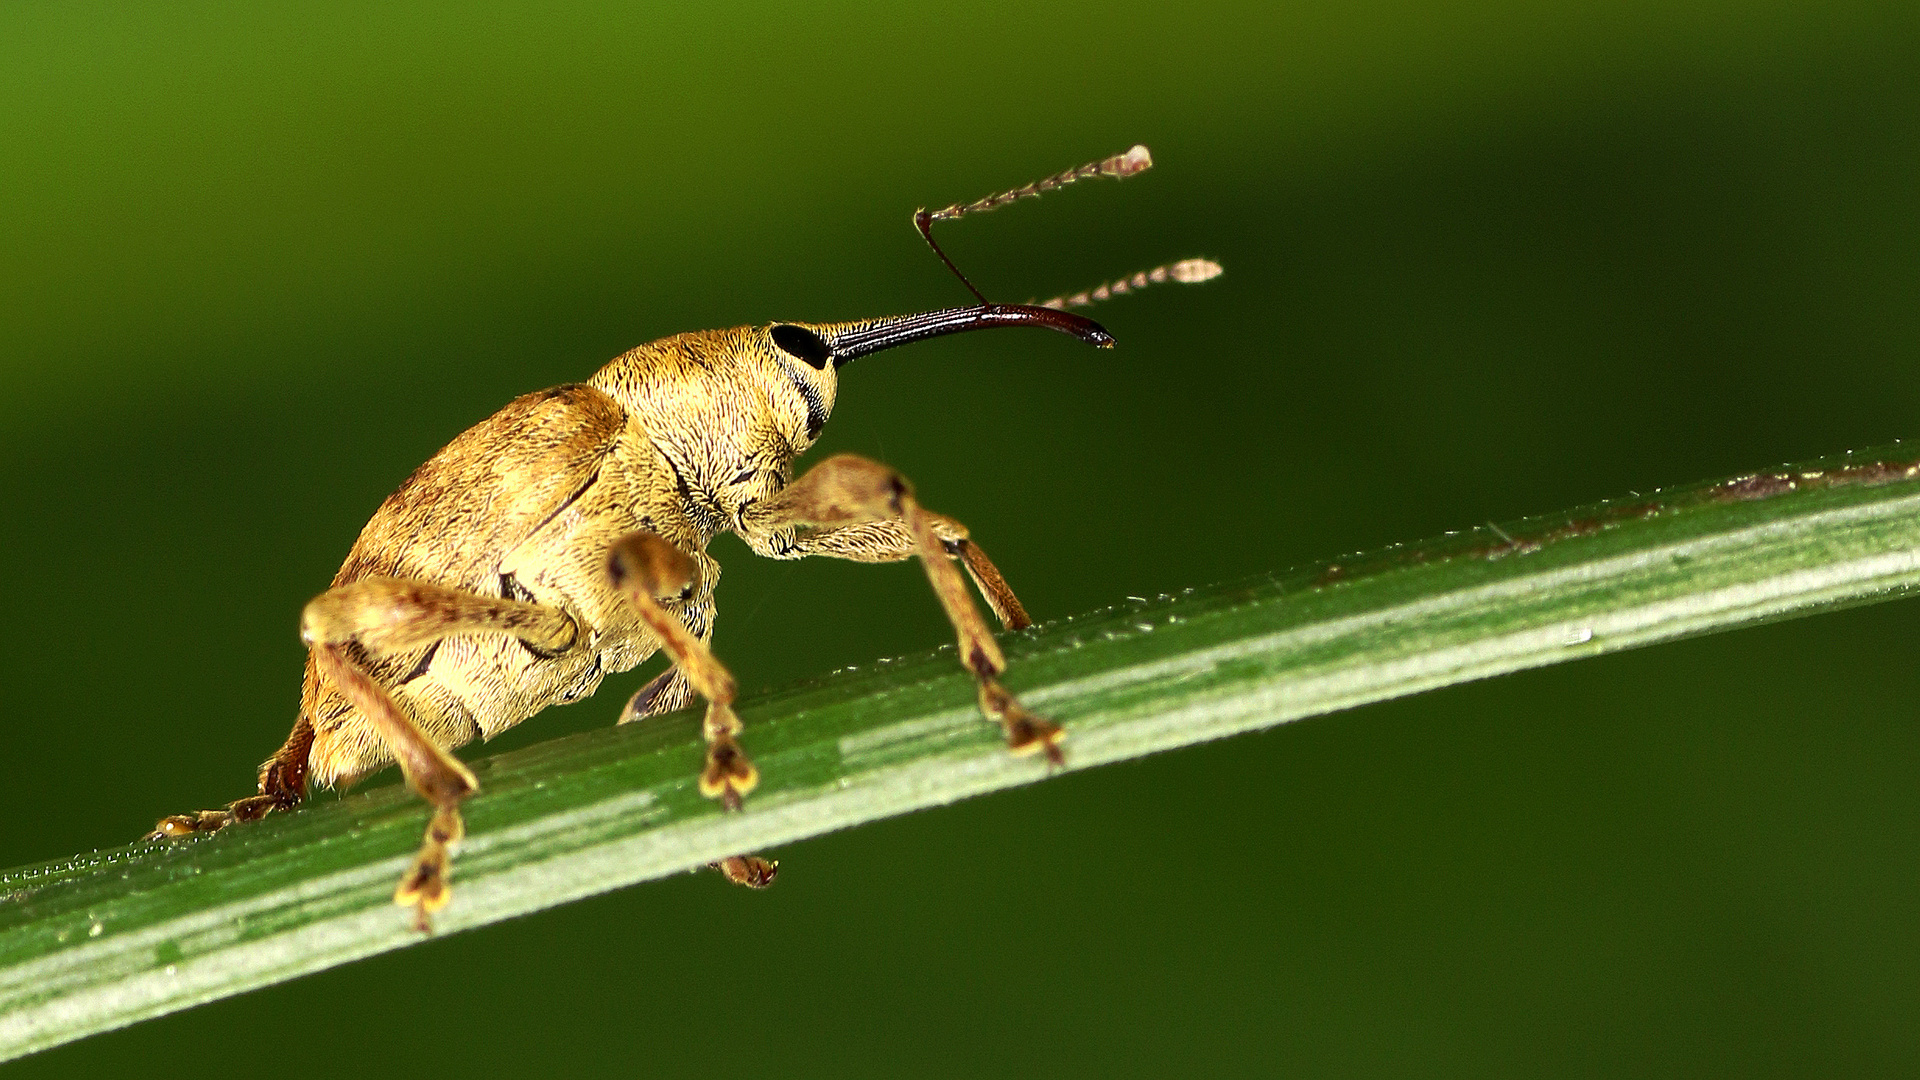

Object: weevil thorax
[585,322,843,536]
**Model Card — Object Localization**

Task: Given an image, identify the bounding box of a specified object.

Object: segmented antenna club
[1039,258,1223,311]
[915,146,1155,305]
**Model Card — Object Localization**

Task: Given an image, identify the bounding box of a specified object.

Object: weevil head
[754,321,843,449]
[756,304,1114,449]
[587,307,1113,516]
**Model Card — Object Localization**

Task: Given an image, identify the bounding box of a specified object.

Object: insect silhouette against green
[147,145,1221,930]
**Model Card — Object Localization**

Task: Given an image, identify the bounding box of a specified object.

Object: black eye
[771,324,832,370]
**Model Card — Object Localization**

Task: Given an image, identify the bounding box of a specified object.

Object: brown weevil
[146,145,1221,930]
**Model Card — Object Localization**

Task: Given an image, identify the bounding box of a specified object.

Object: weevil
[146,145,1219,929]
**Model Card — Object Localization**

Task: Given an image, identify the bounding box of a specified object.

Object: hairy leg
[600,562,777,888]
[150,576,581,930]
[741,454,1062,762]
[605,533,758,806]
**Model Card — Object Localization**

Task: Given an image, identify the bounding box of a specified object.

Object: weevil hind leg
[145,717,314,839]
[619,658,694,723]
[149,574,583,865]
[145,795,282,840]
[741,453,1063,763]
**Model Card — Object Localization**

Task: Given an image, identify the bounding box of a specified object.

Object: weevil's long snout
[820,304,1113,366]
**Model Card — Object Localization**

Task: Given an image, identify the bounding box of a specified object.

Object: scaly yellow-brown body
[302,326,822,786]
[144,144,1211,931]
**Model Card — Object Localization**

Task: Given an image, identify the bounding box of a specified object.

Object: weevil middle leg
[603,532,781,887]
[605,532,760,806]
[147,579,577,867]
[156,575,614,930]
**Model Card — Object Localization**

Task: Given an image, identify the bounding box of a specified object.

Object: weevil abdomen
[299,380,711,787]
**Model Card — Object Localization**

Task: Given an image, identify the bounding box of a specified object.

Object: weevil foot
[1007,715,1067,768]
[393,804,464,933]
[700,733,759,807]
[978,679,1066,767]
[143,792,286,841]
[145,812,229,840]
[394,856,452,931]
[711,854,779,888]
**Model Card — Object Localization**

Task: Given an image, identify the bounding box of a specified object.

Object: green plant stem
[3,449,1919,1060]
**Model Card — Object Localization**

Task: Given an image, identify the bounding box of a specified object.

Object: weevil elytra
[146,146,1218,930]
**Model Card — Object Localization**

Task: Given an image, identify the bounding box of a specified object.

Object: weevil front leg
[742,454,1063,763]
[743,504,1032,632]
[301,578,580,930]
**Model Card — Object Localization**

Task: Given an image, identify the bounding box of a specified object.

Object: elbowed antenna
[807,145,1167,366]
[916,145,1155,306]
[820,303,1113,366]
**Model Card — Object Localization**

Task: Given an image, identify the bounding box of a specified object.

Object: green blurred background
[4,1,1918,1075]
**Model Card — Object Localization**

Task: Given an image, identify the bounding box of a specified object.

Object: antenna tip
[1105,145,1153,177]
[1171,258,1223,284]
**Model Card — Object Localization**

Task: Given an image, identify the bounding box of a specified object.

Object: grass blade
[3,448,1918,1060]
